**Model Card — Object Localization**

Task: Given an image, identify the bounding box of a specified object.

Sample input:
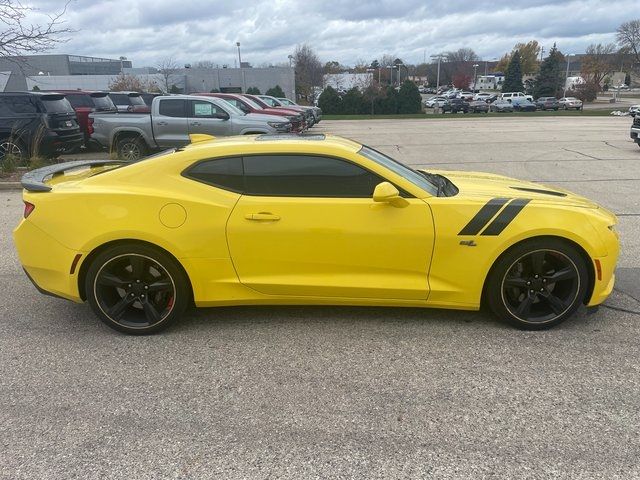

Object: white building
[323,73,373,93]
[475,73,505,90]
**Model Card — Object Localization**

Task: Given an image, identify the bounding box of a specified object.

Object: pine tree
[502,50,524,93]
[318,86,343,114]
[265,85,285,97]
[533,44,565,98]
[397,80,422,113]
[341,87,365,114]
[246,86,261,95]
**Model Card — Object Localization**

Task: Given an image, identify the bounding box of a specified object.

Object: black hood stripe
[458,198,510,236]
[481,198,531,236]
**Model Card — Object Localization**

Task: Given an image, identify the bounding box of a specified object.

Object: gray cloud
[23,0,635,67]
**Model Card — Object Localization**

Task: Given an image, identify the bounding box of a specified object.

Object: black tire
[485,238,588,330]
[116,136,147,162]
[85,244,190,334]
[0,139,27,168]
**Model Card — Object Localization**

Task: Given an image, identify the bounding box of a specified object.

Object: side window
[191,100,224,118]
[184,157,244,192]
[243,155,385,197]
[0,96,38,115]
[158,99,186,117]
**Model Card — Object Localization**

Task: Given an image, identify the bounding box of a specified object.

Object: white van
[500,92,533,103]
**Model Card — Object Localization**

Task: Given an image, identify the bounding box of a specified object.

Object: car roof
[183,133,362,154]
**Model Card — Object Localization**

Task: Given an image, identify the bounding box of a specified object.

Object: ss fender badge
[459,240,477,247]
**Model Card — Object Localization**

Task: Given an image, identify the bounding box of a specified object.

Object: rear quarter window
[0,96,38,115]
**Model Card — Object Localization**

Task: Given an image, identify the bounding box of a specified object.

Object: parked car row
[89,93,322,161]
[423,92,584,113]
[0,90,322,165]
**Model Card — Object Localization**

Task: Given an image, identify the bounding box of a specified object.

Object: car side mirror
[213,112,229,120]
[373,182,408,208]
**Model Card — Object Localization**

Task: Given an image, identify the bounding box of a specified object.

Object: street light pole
[236,42,242,67]
[431,54,444,92]
[473,63,479,92]
[563,53,573,98]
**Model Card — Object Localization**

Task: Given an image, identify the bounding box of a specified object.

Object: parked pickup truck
[89,95,293,160]
[631,115,640,149]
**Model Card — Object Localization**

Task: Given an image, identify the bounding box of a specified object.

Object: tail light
[87,117,94,135]
[23,201,35,218]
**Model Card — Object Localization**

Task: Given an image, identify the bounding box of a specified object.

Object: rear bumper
[13,219,83,302]
[39,131,84,156]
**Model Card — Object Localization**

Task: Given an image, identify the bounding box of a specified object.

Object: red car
[247,94,314,127]
[195,92,306,132]
[47,90,117,147]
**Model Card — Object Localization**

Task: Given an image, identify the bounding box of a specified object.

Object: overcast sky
[27,0,636,67]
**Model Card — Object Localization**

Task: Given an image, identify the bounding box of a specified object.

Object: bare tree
[156,57,179,92]
[581,43,617,89]
[0,0,71,61]
[446,48,479,63]
[617,19,640,69]
[292,44,322,103]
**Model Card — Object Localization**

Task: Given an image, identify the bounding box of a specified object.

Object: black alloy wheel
[86,245,190,334]
[486,239,588,329]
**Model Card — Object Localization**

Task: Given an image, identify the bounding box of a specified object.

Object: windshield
[41,96,75,114]
[129,95,146,106]
[92,95,116,110]
[358,145,438,196]
[279,98,294,105]
[214,99,244,116]
[65,94,93,108]
[250,96,270,108]
[242,96,263,110]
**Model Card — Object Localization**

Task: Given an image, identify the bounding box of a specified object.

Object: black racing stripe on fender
[458,198,511,236]
[481,198,531,236]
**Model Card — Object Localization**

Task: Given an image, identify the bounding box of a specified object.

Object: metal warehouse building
[0,54,295,99]
[0,54,132,91]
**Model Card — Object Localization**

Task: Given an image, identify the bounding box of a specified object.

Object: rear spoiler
[21,160,127,192]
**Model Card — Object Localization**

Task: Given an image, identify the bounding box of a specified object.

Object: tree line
[318,81,422,115]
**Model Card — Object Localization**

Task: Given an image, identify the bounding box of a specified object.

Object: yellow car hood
[425,169,600,209]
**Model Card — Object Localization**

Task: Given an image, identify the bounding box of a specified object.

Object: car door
[225,154,434,300]
[188,100,233,137]
[152,98,189,147]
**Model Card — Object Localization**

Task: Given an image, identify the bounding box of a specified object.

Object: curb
[0,182,22,191]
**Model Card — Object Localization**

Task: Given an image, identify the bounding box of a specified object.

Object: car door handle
[156,121,168,126]
[245,213,280,221]
[190,121,201,126]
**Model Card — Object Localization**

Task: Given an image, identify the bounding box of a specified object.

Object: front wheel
[485,238,588,329]
[85,244,190,334]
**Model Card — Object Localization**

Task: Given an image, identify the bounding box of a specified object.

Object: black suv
[0,92,83,165]
[441,98,469,113]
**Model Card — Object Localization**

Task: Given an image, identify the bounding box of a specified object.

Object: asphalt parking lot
[1,116,639,479]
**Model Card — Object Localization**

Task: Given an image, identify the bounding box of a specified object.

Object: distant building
[323,73,373,92]
[476,73,504,90]
[0,54,131,90]
[0,54,296,98]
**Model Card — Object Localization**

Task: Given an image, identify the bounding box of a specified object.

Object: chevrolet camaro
[13,133,619,334]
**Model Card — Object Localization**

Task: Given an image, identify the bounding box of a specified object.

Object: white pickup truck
[89,95,292,160]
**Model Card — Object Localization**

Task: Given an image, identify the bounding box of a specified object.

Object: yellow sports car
[13,133,619,334]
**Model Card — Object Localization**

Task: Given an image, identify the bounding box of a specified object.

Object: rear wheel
[486,238,588,329]
[116,136,147,162]
[85,244,190,334]
[0,139,27,168]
